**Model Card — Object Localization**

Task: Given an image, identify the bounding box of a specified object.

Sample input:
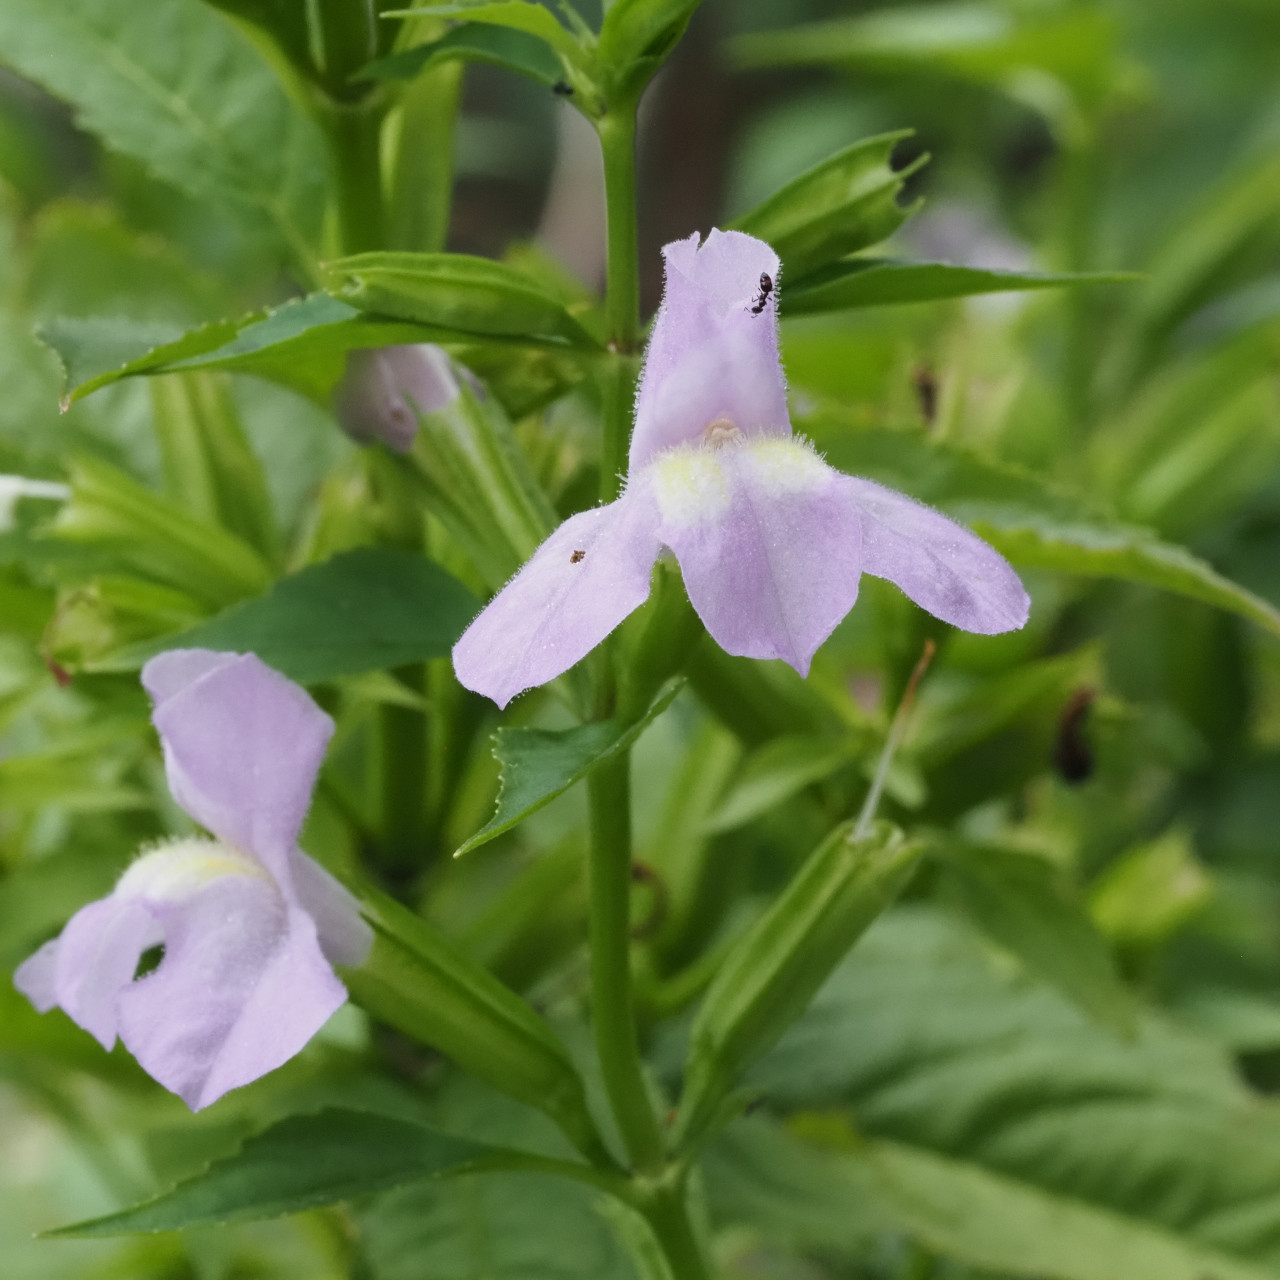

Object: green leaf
[935,841,1134,1035]
[752,907,1280,1272]
[360,22,563,87]
[709,1118,1276,1280]
[678,822,921,1144]
[456,679,683,856]
[49,1109,491,1236]
[0,0,326,264]
[814,424,1280,637]
[701,734,866,835]
[382,3,583,63]
[359,1171,642,1280]
[94,547,477,683]
[326,252,604,348]
[783,258,1135,314]
[732,133,926,280]
[597,0,703,88]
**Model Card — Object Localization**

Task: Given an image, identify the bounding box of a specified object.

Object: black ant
[553,81,574,97]
[750,272,773,314]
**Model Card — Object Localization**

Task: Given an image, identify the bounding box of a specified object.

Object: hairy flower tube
[14,650,372,1110]
[453,229,1030,707]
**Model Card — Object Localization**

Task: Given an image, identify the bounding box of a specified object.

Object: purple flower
[14,651,371,1110]
[453,230,1029,708]
[333,344,461,452]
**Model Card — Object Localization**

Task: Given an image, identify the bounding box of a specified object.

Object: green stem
[322,97,387,255]
[597,107,641,503]
[641,1184,713,1280]
[587,751,666,1173]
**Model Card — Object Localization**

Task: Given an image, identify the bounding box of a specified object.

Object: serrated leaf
[751,908,1280,1272]
[0,0,326,264]
[935,841,1134,1035]
[361,22,564,87]
[732,132,925,280]
[815,424,1280,637]
[783,258,1135,314]
[93,547,477,683]
[326,252,604,348]
[49,1109,491,1236]
[456,679,683,856]
[709,1117,1276,1280]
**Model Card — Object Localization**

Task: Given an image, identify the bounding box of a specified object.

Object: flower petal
[630,230,789,469]
[452,484,662,707]
[13,938,59,1013]
[654,439,863,676]
[145,652,334,880]
[290,850,373,969]
[116,878,345,1109]
[840,477,1030,634]
[45,895,163,1048]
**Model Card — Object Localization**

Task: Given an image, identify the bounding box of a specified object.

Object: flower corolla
[333,343,461,452]
[14,650,371,1110]
[453,229,1030,708]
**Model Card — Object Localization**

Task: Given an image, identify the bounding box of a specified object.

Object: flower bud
[333,344,460,453]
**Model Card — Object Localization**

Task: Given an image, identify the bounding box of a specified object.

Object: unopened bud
[333,345,461,453]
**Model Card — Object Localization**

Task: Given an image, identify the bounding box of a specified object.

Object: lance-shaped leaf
[597,0,704,95]
[456,679,683,856]
[327,253,604,348]
[783,258,1136,314]
[360,22,564,88]
[39,295,586,416]
[342,890,603,1158]
[676,820,921,1146]
[48,1108,494,1236]
[383,3,584,63]
[731,132,926,280]
[92,548,477,683]
[0,0,326,264]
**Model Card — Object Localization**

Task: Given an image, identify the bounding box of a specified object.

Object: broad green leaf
[935,841,1134,1035]
[814,424,1280,637]
[361,22,563,87]
[701,734,866,835]
[94,547,477,683]
[708,1118,1276,1280]
[49,1109,491,1236]
[1089,831,1213,948]
[0,0,326,264]
[456,679,683,856]
[783,258,1134,314]
[359,1171,642,1280]
[326,253,604,348]
[383,3,583,63]
[752,908,1280,1271]
[732,132,926,280]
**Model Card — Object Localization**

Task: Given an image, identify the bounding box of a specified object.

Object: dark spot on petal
[570,549,585,563]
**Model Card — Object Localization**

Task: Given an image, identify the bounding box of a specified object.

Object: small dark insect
[552,80,575,96]
[1053,687,1096,784]
[750,272,774,314]
[911,364,939,426]
[570,549,586,563]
